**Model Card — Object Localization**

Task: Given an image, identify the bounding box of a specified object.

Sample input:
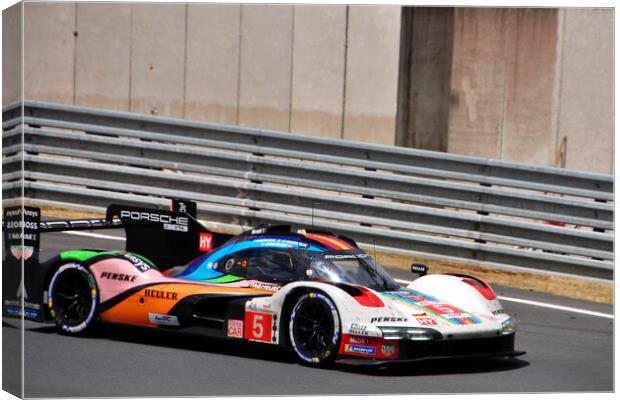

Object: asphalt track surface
[2,230,614,397]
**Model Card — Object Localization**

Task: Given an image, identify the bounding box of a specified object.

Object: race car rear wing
[2,199,234,322]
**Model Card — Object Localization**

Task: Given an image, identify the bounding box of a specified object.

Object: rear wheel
[289,292,340,367]
[48,263,99,334]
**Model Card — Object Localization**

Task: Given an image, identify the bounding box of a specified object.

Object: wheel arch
[43,250,108,293]
[278,286,313,349]
[277,282,350,349]
[407,273,504,313]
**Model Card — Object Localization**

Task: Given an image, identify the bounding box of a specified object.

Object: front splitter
[336,350,526,366]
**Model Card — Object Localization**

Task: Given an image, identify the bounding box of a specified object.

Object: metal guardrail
[2,100,614,280]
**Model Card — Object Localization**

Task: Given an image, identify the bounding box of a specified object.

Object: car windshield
[305,251,399,291]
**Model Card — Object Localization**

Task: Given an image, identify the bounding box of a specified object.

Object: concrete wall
[447,9,509,159]
[185,4,240,124]
[444,7,612,173]
[130,3,186,117]
[238,5,294,131]
[397,7,453,151]
[74,3,131,111]
[500,9,559,166]
[11,3,401,144]
[556,9,613,174]
[343,6,401,145]
[23,2,75,104]
[4,4,613,173]
[2,3,22,105]
[290,5,346,138]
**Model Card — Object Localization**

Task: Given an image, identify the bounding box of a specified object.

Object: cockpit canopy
[178,228,397,291]
[303,251,399,291]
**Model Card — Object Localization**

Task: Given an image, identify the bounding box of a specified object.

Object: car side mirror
[411,263,428,277]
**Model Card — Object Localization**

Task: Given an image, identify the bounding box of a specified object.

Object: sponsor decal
[324,253,368,260]
[123,254,152,272]
[4,208,20,218]
[349,323,369,336]
[349,335,370,344]
[6,232,38,242]
[492,309,506,316]
[4,208,40,243]
[344,344,376,356]
[119,210,188,232]
[425,303,461,315]
[244,312,273,342]
[227,319,244,338]
[5,232,38,242]
[4,305,39,319]
[324,254,357,260]
[339,334,399,360]
[248,282,281,292]
[449,316,481,325]
[199,233,213,252]
[100,272,137,282]
[177,202,188,213]
[253,238,307,249]
[4,206,43,321]
[10,245,34,260]
[396,291,434,304]
[416,316,438,326]
[370,316,408,323]
[148,313,179,326]
[171,199,196,216]
[144,289,178,301]
[422,304,482,325]
[381,344,397,358]
[4,221,39,230]
[4,298,41,311]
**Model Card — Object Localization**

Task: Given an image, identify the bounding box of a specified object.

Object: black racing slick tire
[289,292,340,367]
[48,263,99,335]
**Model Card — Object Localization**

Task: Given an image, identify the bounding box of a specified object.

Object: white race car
[9,201,525,367]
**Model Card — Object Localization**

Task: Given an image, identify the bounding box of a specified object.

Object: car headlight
[378,326,441,341]
[500,317,518,335]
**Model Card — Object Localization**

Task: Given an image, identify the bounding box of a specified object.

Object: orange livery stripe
[305,233,353,250]
[100,283,272,327]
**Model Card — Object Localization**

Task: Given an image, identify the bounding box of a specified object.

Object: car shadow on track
[338,357,529,377]
[16,321,529,376]
[24,321,299,365]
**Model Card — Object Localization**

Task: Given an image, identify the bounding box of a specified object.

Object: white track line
[494,296,614,320]
[58,231,613,319]
[394,278,613,319]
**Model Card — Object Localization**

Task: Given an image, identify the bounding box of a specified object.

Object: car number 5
[244,311,272,342]
[253,314,264,338]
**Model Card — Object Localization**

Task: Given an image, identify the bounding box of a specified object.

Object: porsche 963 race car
[3,199,524,367]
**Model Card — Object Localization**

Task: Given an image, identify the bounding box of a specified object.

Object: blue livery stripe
[178,237,323,280]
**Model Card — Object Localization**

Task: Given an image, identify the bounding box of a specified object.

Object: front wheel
[289,292,340,367]
[48,262,99,334]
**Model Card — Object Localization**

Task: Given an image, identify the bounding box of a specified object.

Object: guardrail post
[475,182,491,244]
